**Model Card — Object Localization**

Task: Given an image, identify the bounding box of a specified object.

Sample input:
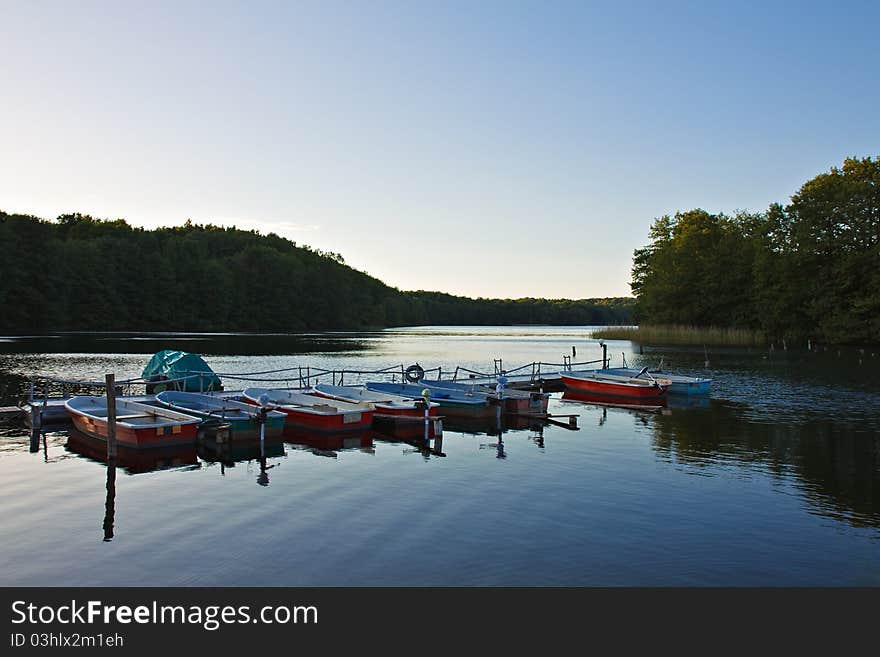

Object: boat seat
[115,413,156,419]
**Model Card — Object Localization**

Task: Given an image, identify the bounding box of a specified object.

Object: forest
[630,156,879,344]
[0,212,633,332]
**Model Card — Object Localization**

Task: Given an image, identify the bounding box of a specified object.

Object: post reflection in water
[29,429,41,454]
[103,458,116,542]
[197,436,286,486]
[65,429,200,543]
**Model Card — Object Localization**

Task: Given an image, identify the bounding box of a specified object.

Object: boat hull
[561,373,668,400]
[70,411,198,448]
[500,393,550,414]
[274,405,372,433]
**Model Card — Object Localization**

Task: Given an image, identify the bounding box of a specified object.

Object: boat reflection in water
[372,423,446,459]
[196,430,286,486]
[283,427,374,457]
[440,410,553,458]
[65,428,200,475]
[65,428,201,542]
[560,389,667,412]
[443,411,545,436]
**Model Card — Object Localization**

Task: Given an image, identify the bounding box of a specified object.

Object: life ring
[405,364,425,383]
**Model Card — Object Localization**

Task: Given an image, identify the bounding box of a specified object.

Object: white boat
[311,384,439,418]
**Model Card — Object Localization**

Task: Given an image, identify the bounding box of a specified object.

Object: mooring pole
[422,389,431,442]
[105,373,117,460]
[601,342,607,369]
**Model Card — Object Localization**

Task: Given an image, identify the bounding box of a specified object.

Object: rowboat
[241,387,373,432]
[311,384,439,419]
[65,396,201,448]
[594,367,711,395]
[364,381,492,411]
[419,378,550,414]
[155,391,286,441]
[560,370,669,400]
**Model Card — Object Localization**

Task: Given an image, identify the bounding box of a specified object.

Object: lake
[1,327,878,586]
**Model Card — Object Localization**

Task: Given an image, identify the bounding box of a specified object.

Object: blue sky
[1,1,877,298]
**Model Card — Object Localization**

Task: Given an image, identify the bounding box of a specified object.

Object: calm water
[1,327,878,586]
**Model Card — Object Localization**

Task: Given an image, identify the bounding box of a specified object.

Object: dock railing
[448,358,604,383]
[23,355,608,407]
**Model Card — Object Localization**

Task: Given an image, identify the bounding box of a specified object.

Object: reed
[590,324,766,346]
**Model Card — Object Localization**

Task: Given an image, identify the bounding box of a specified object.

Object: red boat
[242,387,374,432]
[65,396,201,448]
[560,370,669,400]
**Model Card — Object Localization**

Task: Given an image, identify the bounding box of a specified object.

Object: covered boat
[142,350,222,393]
[560,370,669,400]
[241,387,373,432]
[311,384,439,418]
[155,391,286,441]
[65,396,201,448]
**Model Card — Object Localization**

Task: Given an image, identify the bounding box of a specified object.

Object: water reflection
[647,400,880,528]
[64,430,200,543]
[65,429,200,475]
[373,425,446,459]
[103,459,116,542]
[283,428,374,457]
[561,389,666,412]
[0,332,376,357]
[198,437,286,486]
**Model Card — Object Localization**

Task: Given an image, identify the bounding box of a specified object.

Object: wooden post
[422,389,430,442]
[601,343,607,369]
[105,373,117,460]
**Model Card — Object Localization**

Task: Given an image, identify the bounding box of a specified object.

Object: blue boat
[595,367,711,395]
[155,391,287,440]
[364,382,491,410]
[419,379,550,413]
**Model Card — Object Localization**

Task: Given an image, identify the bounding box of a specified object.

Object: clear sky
[1,1,878,298]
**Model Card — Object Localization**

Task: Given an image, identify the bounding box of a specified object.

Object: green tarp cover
[141,350,222,392]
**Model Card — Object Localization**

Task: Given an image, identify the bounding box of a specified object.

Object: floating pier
[13,352,610,429]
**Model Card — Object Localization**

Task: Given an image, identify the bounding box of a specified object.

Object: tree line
[0,212,633,332]
[630,156,879,344]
